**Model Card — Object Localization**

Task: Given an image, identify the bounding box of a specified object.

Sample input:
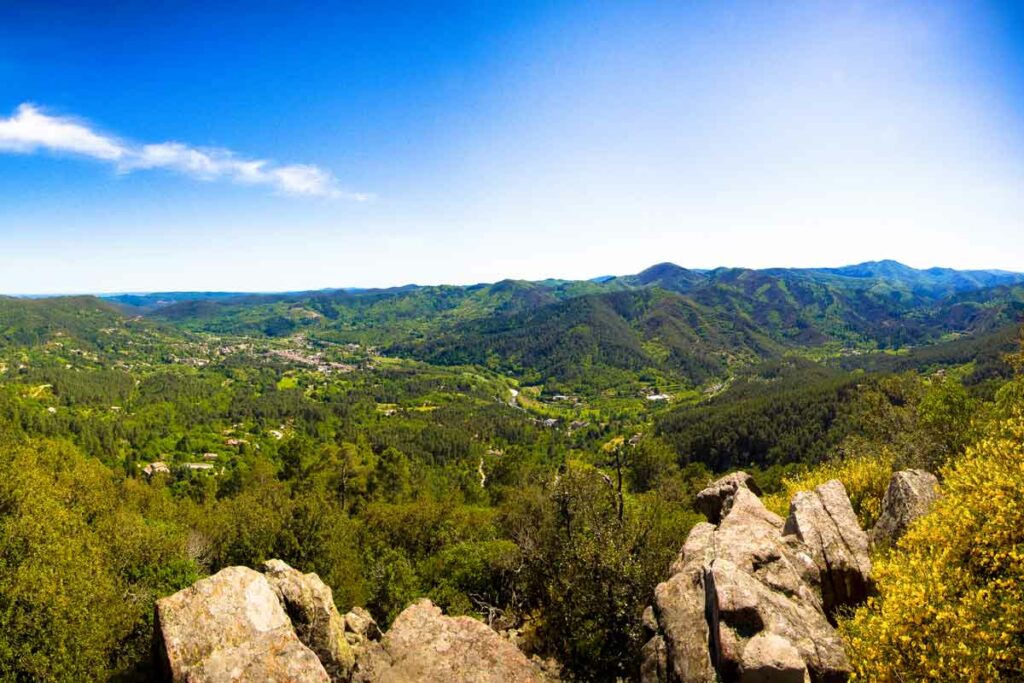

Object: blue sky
[1,1,1022,293]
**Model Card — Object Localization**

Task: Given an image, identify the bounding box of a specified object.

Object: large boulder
[783,480,872,617]
[261,560,355,681]
[364,599,546,682]
[155,566,329,683]
[642,472,863,683]
[869,470,940,547]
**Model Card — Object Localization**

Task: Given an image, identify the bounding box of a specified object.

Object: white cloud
[0,103,126,160]
[0,103,362,199]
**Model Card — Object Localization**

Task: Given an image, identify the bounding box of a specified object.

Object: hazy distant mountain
[101,259,1024,309]
[11,259,1014,390]
[806,259,1024,299]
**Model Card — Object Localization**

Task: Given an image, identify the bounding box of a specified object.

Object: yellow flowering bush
[841,415,1024,681]
[763,448,895,529]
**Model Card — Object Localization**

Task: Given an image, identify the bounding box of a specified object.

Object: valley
[0,260,1022,680]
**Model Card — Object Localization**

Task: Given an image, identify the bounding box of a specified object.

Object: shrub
[763,448,895,529]
[841,414,1024,681]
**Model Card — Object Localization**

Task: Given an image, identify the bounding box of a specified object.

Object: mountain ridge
[5,260,1022,393]
[32,259,1018,306]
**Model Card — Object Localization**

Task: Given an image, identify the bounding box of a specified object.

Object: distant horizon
[6,258,1023,298]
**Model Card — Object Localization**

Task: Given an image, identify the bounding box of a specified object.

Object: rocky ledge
[154,560,551,682]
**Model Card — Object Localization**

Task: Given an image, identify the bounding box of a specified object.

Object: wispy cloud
[0,103,366,199]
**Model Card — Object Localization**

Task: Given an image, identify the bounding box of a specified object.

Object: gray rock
[652,564,717,682]
[344,606,382,643]
[368,598,546,682]
[869,470,940,547]
[783,480,872,617]
[669,522,716,575]
[716,488,820,605]
[344,606,388,682]
[707,560,849,682]
[739,632,810,683]
[644,474,864,683]
[155,566,329,683]
[641,635,669,683]
[349,640,392,683]
[696,472,762,524]
[261,560,355,681]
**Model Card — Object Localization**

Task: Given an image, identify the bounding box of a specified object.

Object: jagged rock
[739,632,809,683]
[261,560,355,681]
[708,560,848,682]
[695,472,762,524]
[344,602,385,663]
[652,564,716,682]
[154,566,329,683]
[783,480,872,617]
[365,599,545,682]
[642,605,660,637]
[715,488,821,605]
[344,607,388,683]
[156,563,552,683]
[651,515,718,681]
[643,472,859,683]
[641,635,669,683]
[669,522,716,575]
[348,641,392,683]
[869,470,940,547]
[344,606,382,643]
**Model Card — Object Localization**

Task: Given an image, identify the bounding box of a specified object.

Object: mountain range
[5,260,1023,392]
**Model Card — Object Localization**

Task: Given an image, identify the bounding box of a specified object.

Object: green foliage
[0,283,1021,680]
[842,405,1024,681]
[625,436,680,492]
[914,376,979,470]
[656,361,863,470]
[370,446,412,502]
[0,438,198,681]
[500,465,700,681]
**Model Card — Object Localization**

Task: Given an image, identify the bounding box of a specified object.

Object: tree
[501,465,698,681]
[626,436,678,493]
[371,447,412,503]
[916,376,978,470]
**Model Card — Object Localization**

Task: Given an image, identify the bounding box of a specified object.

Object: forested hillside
[123,262,1024,393]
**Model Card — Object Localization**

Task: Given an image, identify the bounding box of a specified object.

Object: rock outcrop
[868,469,940,547]
[643,473,873,683]
[784,480,872,617]
[155,563,548,682]
[155,566,330,683]
[261,560,355,681]
[695,471,762,524]
[362,598,546,682]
